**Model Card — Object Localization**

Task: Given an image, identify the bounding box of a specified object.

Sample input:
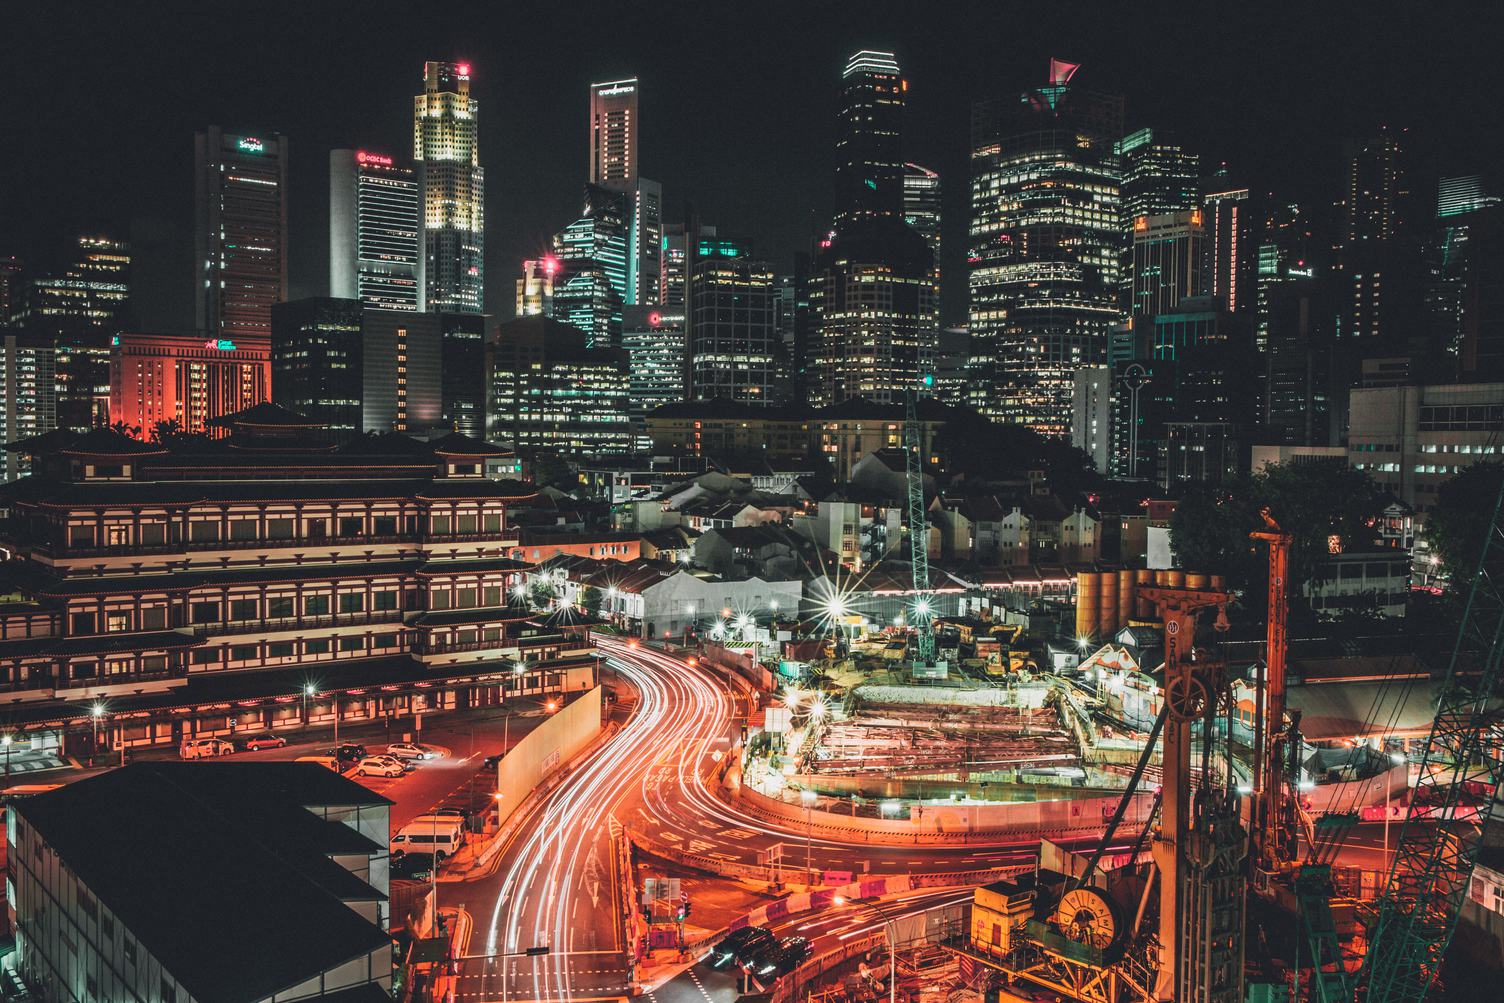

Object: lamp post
[90,702,105,767]
[1385,751,1406,860]
[2,734,12,780]
[800,789,817,884]
[303,683,316,734]
[833,895,898,1003]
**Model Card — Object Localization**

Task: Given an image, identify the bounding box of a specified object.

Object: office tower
[933,326,970,405]
[362,309,441,434]
[19,236,131,432]
[1202,188,1256,318]
[0,334,56,479]
[687,243,777,404]
[0,258,23,327]
[1432,176,1503,375]
[623,304,686,441]
[270,297,365,429]
[1456,202,1504,381]
[414,61,484,314]
[1338,126,1421,345]
[810,231,937,406]
[811,51,938,406]
[516,258,556,317]
[1130,211,1207,319]
[1438,175,1501,218]
[968,60,1124,435]
[1117,128,1198,220]
[329,149,422,311]
[490,315,633,454]
[439,312,487,436]
[660,223,718,307]
[111,333,272,436]
[1071,367,1113,472]
[588,77,659,306]
[903,163,942,259]
[1256,201,1318,346]
[589,78,638,188]
[834,51,904,229]
[195,128,287,342]
[1264,278,1338,445]
[552,184,628,348]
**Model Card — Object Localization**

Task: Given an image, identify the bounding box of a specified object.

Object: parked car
[179,738,234,760]
[295,755,344,772]
[710,927,772,970]
[391,851,437,881]
[333,742,366,760]
[385,742,436,760]
[241,733,287,751]
[390,815,466,860]
[355,756,405,778]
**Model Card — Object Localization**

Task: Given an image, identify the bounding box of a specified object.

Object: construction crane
[904,380,935,665]
[1250,509,1296,874]
[1356,476,1504,1002]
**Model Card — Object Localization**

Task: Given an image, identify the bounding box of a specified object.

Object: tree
[528,578,557,611]
[577,584,603,617]
[528,452,574,490]
[1169,460,1385,615]
[1425,461,1504,598]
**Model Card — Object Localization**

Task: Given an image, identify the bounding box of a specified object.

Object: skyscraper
[1202,188,1256,318]
[903,163,942,260]
[623,304,686,441]
[551,184,628,348]
[516,258,556,317]
[589,78,638,188]
[414,61,484,314]
[1117,128,1198,221]
[270,297,365,429]
[329,149,422,311]
[811,51,938,407]
[588,78,658,306]
[195,127,288,342]
[1338,126,1420,345]
[687,242,777,404]
[1130,211,1207,320]
[834,51,904,229]
[968,60,1124,435]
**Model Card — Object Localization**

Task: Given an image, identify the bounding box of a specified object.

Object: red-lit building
[110,332,272,436]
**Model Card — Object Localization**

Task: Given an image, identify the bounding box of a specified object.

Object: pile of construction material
[810,704,1078,778]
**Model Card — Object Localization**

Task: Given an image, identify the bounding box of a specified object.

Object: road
[451,638,1087,1003]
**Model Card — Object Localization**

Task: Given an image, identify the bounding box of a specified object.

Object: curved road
[450,638,1080,1002]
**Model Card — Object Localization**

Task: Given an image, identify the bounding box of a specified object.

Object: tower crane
[904,379,935,666]
[1356,474,1504,1001]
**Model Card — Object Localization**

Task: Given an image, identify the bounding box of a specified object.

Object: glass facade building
[414,61,484,314]
[194,127,287,342]
[968,69,1124,435]
[329,150,422,311]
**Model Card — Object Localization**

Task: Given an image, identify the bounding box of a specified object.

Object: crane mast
[905,385,935,665]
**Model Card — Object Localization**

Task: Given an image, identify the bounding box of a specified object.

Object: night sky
[3,2,1501,330]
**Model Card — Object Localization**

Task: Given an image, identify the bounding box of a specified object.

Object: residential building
[1071,366,1112,472]
[10,763,396,1002]
[195,127,287,342]
[969,61,1123,435]
[110,332,271,436]
[489,315,632,455]
[329,149,422,311]
[0,411,593,761]
[414,61,484,314]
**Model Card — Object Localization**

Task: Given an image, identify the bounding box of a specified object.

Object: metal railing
[192,609,406,637]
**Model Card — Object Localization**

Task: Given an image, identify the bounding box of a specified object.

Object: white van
[180,738,234,760]
[390,815,466,860]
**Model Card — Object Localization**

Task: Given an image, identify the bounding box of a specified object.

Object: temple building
[0,403,598,759]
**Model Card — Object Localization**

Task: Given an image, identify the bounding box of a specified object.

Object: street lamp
[832,895,898,1003]
[303,683,316,732]
[800,789,817,883]
[1385,751,1407,859]
[3,734,13,780]
[90,702,105,766]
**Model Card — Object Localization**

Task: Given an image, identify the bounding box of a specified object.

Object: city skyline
[5,4,1502,334]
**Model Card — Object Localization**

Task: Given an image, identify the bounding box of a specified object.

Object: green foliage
[1169,461,1385,613]
[577,584,602,616]
[1425,461,1504,597]
[528,578,557,610]
[528,452,575,490]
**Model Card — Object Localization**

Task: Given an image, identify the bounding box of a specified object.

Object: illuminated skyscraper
[687,242,777,404]
[516,259,557,317]
[1117,128,1198,220]
[623,304,686,442]
[589,78,658,305]
[414,61,484,314]
[903,163,941,260]
[1130,211,1207,320]
[968,60,1123,435]
[1202,188,1256,318]
[330,149,422,311]
[552,184,628,348]
[1338,126,1420,345]
[835,51,904,229]
[195,127,287,342]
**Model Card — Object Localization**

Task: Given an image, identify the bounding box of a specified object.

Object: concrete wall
[495,686,603,827]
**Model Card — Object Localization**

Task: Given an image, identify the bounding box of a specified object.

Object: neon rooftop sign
[356,151,393,166]
[203,339,237,351]
[237,137,264,154]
